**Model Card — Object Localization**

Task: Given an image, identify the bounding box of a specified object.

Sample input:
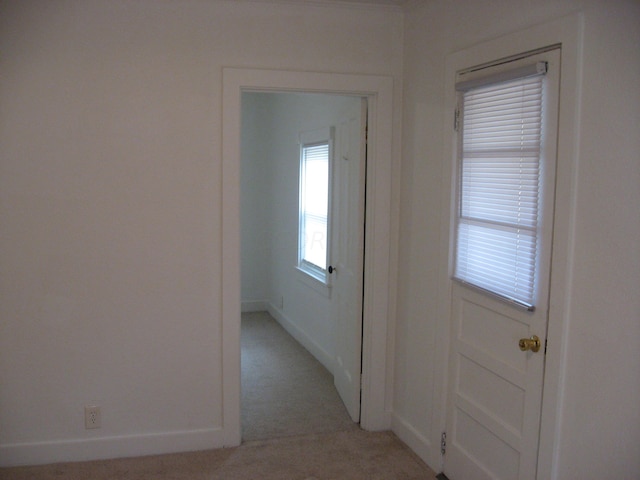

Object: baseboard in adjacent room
[266,304,334,374]
[241,300,268,313]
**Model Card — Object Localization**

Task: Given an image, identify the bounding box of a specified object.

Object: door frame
[221,68,394,445]
[434,14,583,478]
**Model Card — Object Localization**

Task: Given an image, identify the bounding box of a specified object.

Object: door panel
[332,99,367,422]
[452,408,521,480]
[446,285,548,480]
[457,354,525,432]
[458,300,531,374]
[444,48,560,480]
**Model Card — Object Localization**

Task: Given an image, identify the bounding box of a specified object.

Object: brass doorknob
[519,335,541,353]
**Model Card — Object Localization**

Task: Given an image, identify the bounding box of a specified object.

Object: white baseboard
[267,303,334,374]
[391,412,434,468]
[0,427,224,467]
[241,300,268,313]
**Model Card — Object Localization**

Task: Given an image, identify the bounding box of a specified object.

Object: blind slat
[455,72,545,307]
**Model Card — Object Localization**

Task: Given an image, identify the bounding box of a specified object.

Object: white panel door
[445,285,549,480]
[444,49,560,480]
[331,98,367,422]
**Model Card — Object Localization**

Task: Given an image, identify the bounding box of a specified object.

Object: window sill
[295,266,331,298]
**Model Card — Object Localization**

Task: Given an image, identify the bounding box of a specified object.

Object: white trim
[391,412,432,465]
[437,13,583,479]
[241,300,269,313]
[222,68,394,443]
[295,266,332,298]
[267,302,334,373]
[0,428,223,468]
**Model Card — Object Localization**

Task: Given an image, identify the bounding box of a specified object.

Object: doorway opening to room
[222,68,394,446]
[240,92,367,442]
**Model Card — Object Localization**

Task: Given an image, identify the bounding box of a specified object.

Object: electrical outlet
[84,405,101,429]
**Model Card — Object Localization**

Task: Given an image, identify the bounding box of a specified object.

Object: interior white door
[331,98,367,422]
[444,49,560,480]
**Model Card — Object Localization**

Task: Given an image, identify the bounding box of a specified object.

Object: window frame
[452,50,559,310]
[297,127,334,287]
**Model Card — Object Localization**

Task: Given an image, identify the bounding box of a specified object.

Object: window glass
[299,136,331,281]
[454,68,546,308]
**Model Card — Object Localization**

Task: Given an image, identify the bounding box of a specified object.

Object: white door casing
[443,47,564,480]
[331,99,368,422]
[221,69,394,445]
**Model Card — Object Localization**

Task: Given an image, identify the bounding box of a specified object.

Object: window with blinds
[298,127,332,283]
[454,62,548,309]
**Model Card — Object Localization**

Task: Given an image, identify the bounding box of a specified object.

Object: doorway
[221,68,394,446]
[239,92,366,440]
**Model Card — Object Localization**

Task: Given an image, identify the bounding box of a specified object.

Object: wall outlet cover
[84,405,101,429]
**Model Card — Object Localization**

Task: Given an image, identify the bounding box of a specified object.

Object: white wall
[395,0,640,477]
[241,92,363,370]
[0,0,402,466]
[241,94,272,309]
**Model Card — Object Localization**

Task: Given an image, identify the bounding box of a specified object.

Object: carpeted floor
[241,311,357,441]
[0,312,437,479]
[0,430,437,479]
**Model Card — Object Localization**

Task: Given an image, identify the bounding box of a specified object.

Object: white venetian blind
[300,142,329,270]
[454,63,546,308]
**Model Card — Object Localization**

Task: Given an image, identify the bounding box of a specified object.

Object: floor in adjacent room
[241,310,358,441]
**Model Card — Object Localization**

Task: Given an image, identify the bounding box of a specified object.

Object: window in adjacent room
[298,127,333,284]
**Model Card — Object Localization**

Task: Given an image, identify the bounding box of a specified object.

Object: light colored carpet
[0,430,438,479]
[241,311,357,441]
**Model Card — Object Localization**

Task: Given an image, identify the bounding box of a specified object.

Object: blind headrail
[456,61,547,92]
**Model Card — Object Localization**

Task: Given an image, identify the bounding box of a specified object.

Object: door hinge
[454,107,460,132]
[441,431,447,455]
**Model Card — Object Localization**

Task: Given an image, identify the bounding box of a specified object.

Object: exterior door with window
[444,49,560,480]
